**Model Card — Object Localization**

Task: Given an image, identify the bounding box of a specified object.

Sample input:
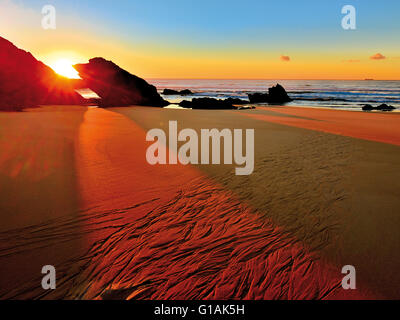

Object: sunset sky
[1,0,400,79]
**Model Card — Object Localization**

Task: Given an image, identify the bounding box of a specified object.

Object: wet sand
[0,105,399,299]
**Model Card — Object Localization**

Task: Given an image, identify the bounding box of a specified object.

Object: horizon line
[145,78,400,81]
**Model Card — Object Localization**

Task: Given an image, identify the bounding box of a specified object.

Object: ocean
[148,79,400,111]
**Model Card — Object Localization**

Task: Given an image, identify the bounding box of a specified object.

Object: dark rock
[362,103,396,111]
[73,58,169,107]
[179,100,193,108]
[268,84,292,103]
[162,89,193,95]
[225,98,250,105]
[362,104,374,111]
[179,98,237,109]
[248,84,292,104]
[0,36,86,111]
[376,103,395,111]
[162,89,180,95]
[248,93,269,103]
[179,89,193,95]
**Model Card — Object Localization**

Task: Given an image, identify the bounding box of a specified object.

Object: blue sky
[3,0,400,79]
[23,0,400,43]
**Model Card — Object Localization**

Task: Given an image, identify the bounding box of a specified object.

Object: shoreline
[165,102,400,113]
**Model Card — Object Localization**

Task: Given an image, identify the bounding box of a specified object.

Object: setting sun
[49,59,80,79]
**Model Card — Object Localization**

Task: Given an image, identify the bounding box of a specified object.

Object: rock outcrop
[362,104,374,111]
[248,93,270,104]
[179,97,249,109]
[162,89,193,95]
[0,36,85,111]
[73,58,169,107]
[224,98,250,105]
[268,84,292,103]
[180,89,193,95]
[362,103,396,111]
[248,84,292,104]
[376,104,396,111]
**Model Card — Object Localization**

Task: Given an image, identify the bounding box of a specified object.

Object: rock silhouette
[362,104,374,111]
[268,84,292,103]
[362,103,396,111]
[224,98,250,105]
[179,97,249,109]
[248,93,270,103]
[248,84,292,104]
[0,36,85,111]
[180,89,193,95]
[162,89,193,95]
[73,58,169,107]
[377,104,396,111]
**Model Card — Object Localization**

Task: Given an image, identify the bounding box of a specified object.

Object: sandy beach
[0,105,399,300]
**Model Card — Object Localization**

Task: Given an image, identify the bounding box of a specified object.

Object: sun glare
[50,59,80,79]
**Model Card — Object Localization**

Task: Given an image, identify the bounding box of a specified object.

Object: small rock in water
[248,93,269,103]
[163,89,193,95]
[376,103,396,111]
[224,98,250,105]
[248,84,292,104]
[362,104,396,111]
[179,89,193,95]
[362,104,374,111]
[268,84,292,103]
[179,97,249,109]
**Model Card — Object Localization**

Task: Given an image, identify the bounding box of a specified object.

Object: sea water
[148,79,400,111]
